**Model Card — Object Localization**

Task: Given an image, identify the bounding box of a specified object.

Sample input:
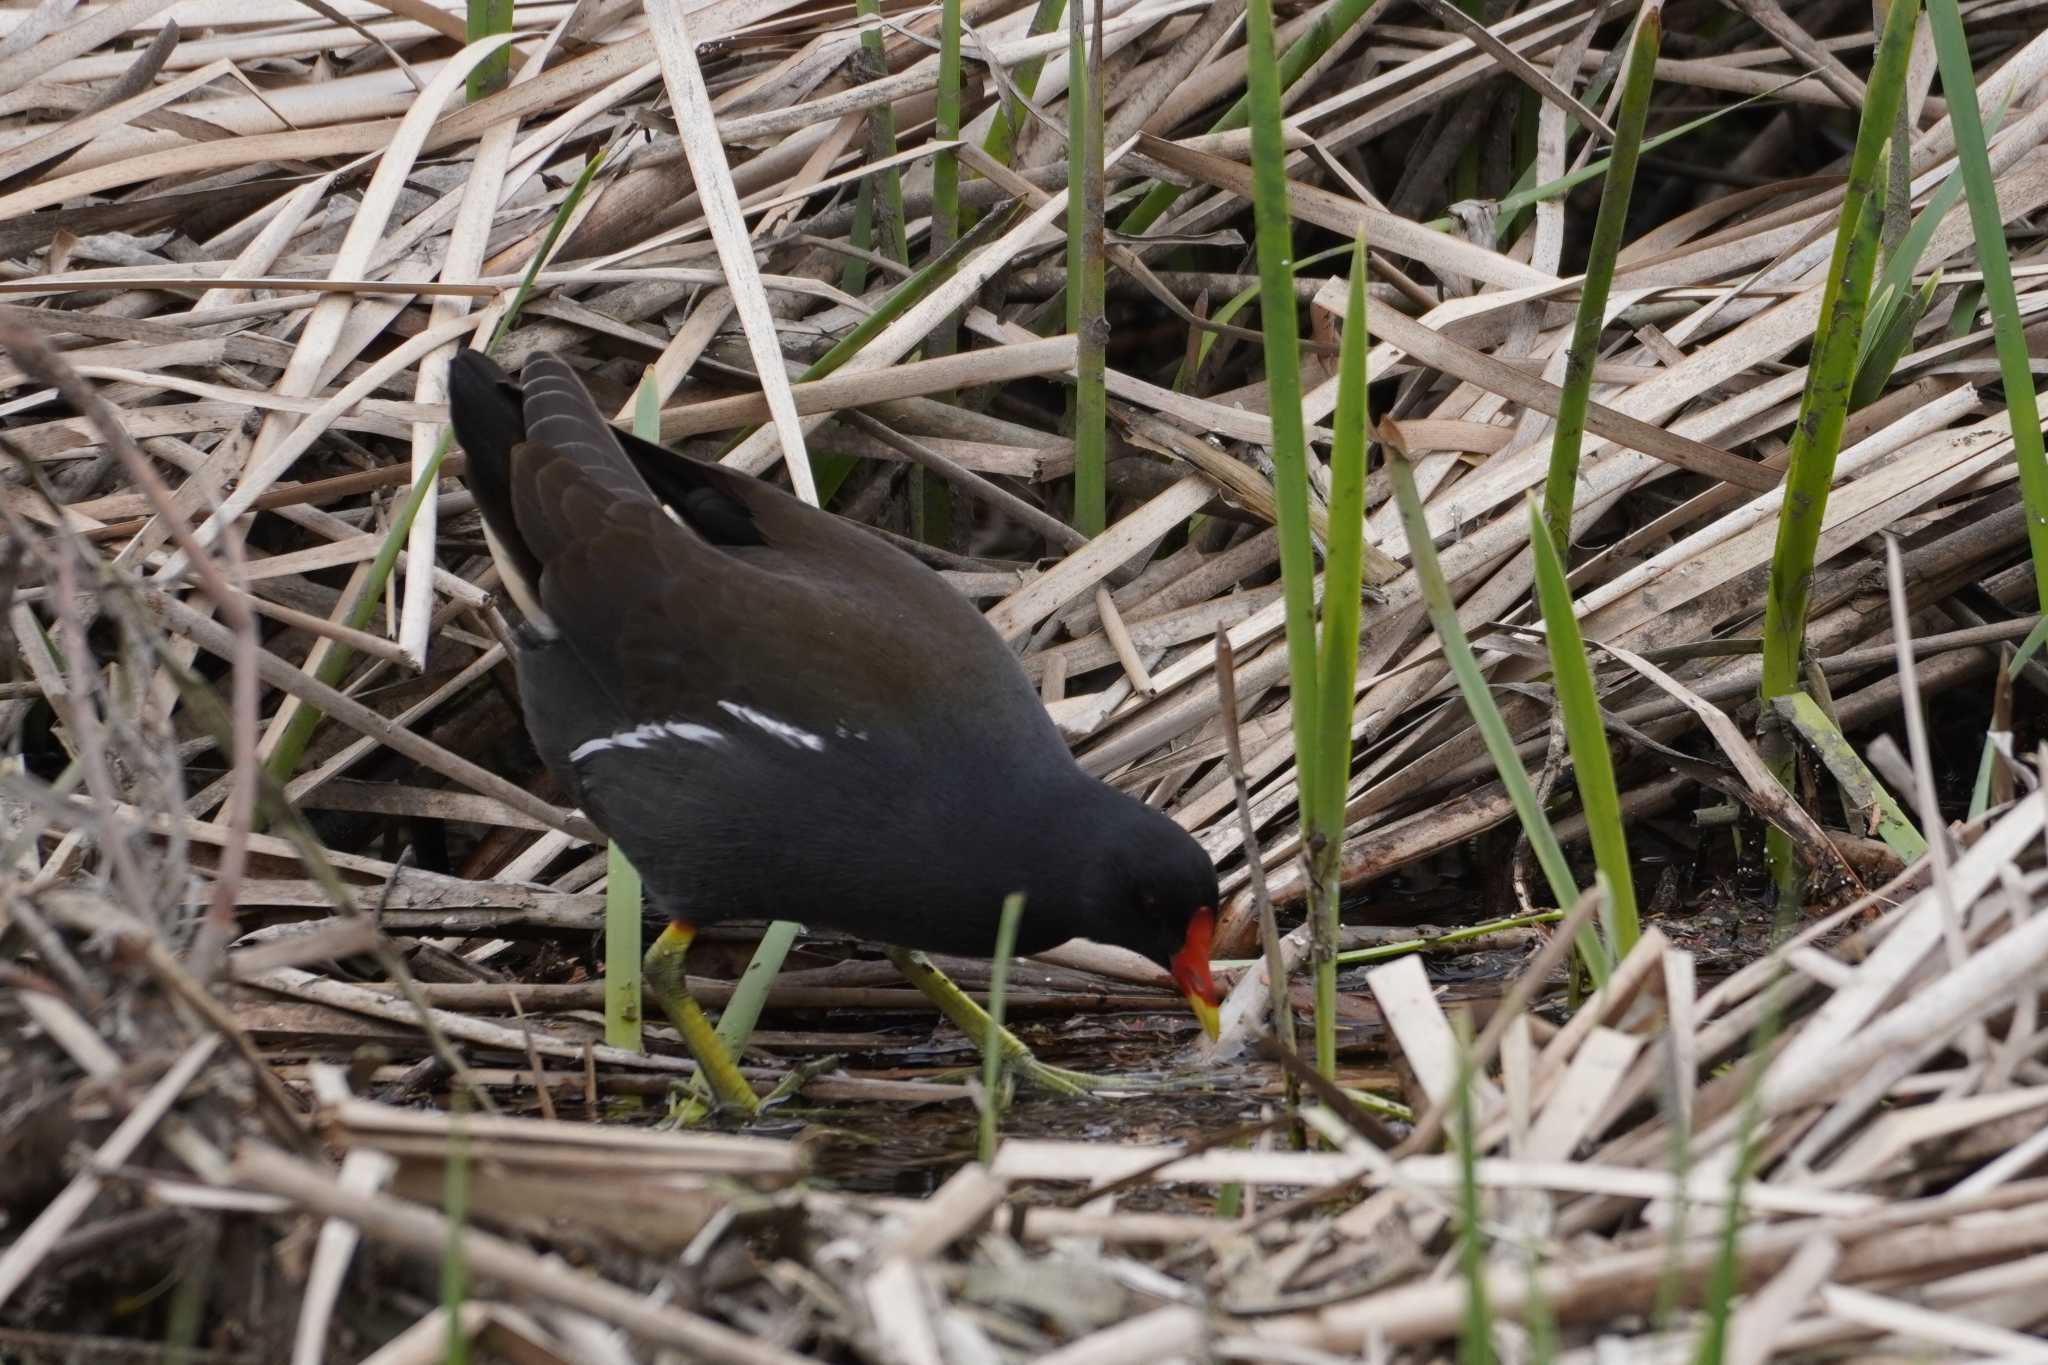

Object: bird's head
[1100,810,1224,1040]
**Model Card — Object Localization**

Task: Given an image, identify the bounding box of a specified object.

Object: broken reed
[1756,0,1921,904]
[1241,0,1372,1081]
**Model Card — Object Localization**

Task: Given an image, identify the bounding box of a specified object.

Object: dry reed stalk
[2,0,2045,1357]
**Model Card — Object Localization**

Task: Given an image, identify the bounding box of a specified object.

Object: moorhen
[447,349,1222,1113]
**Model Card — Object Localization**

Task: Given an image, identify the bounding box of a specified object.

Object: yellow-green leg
[645,920,760,1116]
[884,947,1097,1097]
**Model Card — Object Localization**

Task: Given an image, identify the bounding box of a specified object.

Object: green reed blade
[1541,9,1659,553]
[979,893,1027,1164]
[1527,496,1638,958]
[1176,243,1354,392]
[1453,1017,1495,1365]
[1067,0,1106,535]
[1120,0,1376,238]
[1391,457,1605,985]
[465,0,512,101]
[1241,0,1322,823]
[1757,0,1922,904]
[1849,270,1939,410]
[843,0,909,293]
[1306,235,1372,1076]
[984,0,1066,166]
[1926,0,2048,615]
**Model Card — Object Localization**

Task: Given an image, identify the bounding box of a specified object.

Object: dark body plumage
[447,350,1218,976]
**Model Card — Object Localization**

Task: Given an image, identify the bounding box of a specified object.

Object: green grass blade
[1758,0,1922,700]
[441,1097,472,1365]
[1968,727,2001,823]
[979,893,1026,1165]
[932,0,962,259]
[263,148,609,785]
[1692,971,1787,1365]
[1119,0,1375,237]
[1175,242,1353,391]
[1307,235,1371,1076]
[604,845,644,1054]
[1476,79,1803,239]
[1948,281,1984,339]
[633,364,660,438]
[808,203,1028,504]
[1453,1018,1495,1365]
[2009,615,2048,674]
[465,0,513,101]
[1067,0,1106,535]
[1866,88,2010,340]
[1242,0,1322,831]
[1849,269,1939,410]
[1244,0,1344,1072]
[983,0,1066,166]
[1526,497,1638,957]
[1925,0,2048,615]
[844,0,909,294]
[714,922,800,1056]
[1756,0,1922,901]
[844,179,876,296]
[1541,10,1659,553]
[1390,456,1606,985]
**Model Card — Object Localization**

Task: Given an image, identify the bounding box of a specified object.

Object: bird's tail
[447,348,659,634]
[447,348,546,625]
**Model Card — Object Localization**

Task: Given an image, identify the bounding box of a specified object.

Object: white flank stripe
[719,701,825,751]
[570,720,725,764]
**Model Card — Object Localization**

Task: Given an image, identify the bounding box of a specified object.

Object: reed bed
[2,0,2047,1358]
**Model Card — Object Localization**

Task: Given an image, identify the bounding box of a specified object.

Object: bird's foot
[645,920,762,1118]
